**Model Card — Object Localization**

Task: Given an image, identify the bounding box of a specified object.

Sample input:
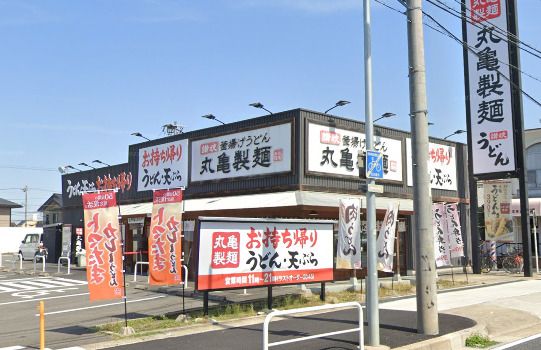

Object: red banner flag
[82,191,124,301]
[149,188,183,285]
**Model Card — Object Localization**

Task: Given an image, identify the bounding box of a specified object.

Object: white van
[18,233,42,261]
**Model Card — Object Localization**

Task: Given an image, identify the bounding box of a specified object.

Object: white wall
[0,227,43,253]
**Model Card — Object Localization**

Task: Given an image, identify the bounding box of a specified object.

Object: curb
[392,324,486,350]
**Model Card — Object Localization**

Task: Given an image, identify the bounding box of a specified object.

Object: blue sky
[1,0,540,222]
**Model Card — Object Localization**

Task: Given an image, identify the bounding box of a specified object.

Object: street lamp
[202,114,226,125]
[249,102,273,115]
[78,162,96,170]
[324,100,351,114]
[93,160,111,167]
[373,112,396,123]
[65,165,81,172]
[131,132,150,141]
[443,129,466,140]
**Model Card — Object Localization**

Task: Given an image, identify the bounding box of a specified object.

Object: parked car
[18,233,42,261]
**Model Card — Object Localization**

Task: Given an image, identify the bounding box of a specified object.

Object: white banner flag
[433,203,451,267]
[376,202,399,272]
[336,199,362,269]
[484,180,513,242]
[445,203,465,258]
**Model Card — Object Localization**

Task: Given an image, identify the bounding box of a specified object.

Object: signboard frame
[189,120,295,184]
[304,120,404,184]
[194,216,335,292]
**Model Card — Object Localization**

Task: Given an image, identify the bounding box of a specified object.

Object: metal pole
[460,0,481,274]
[203,291,209,316]
[363,0,379,345]
[182,282,186,315]
[267,286,273,310]
[406,0,439,335]
[23,185,28,227]
[120,218,128,328]
[507,0,532,278]
[39,300,45,350]
[533,214,539,274]
[320,282,326,301]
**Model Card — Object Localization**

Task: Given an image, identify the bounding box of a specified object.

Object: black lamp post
[443,129,466,140]
[131,132,150,141]
[93,160,111,167]
[373,112,396,123]
[202,114,226,125]
[78,162,96,170]
[324,100,351,114]
[249,102,273,115]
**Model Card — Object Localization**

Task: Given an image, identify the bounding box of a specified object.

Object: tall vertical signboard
[149,188,184,285]
[465,0,515,175]
[82,191,124,301]
[462,0,531,275]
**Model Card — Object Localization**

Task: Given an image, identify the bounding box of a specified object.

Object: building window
[528,170,537,188]
[52,213,58,223]
[45,214,50,225]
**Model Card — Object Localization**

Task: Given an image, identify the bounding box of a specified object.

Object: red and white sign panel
[465,0,516,175]
[149,188,184,286]
[406,139,457,191]
[82,191,124,301]
[137,139,189,191]
[196,218,334,291]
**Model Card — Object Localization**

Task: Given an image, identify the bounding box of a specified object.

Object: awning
[119,202,152,216]
[119,190,413,216]
[511,198,541,216]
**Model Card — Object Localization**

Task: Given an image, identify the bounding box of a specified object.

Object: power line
[425,0,541,61]
[445,0,541,58]
[0,165,57,172]
[375,0,451,36]
[390,0,541,109]
[418,5,541,109]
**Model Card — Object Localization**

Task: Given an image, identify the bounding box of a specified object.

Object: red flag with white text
[82,191,124,301]
[149,188,183,286]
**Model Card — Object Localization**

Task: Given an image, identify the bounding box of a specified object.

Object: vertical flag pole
[117,199,129,329]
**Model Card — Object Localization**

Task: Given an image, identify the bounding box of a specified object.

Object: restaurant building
[61,108,471,278]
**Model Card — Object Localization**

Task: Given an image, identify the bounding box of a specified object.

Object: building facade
[61,109,471,278]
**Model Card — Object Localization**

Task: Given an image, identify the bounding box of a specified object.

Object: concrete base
[379,279,411,290]
[175,314,190,323]
[349,277,363,292]
[121,326,135,336]
[299,284,313,296]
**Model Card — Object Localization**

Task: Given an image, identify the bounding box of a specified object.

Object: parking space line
[35,295,167,316]
[0,292,90,306]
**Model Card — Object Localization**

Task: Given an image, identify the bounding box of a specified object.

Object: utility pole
[22,185,28,227]
[406,0,439,334]
[363,0,380,345]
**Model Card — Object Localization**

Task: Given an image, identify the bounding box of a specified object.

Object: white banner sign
[191,123,292,182]
[197,219,333,291]
[376,202,399,272]
[484,180,513,241]
[137,139,189,191]
[406,139,457,191]
[433,203,451,267]
[466,0,516,174]
[445,203,465,258]
[307,123,403,182]
[336,199,362,269]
